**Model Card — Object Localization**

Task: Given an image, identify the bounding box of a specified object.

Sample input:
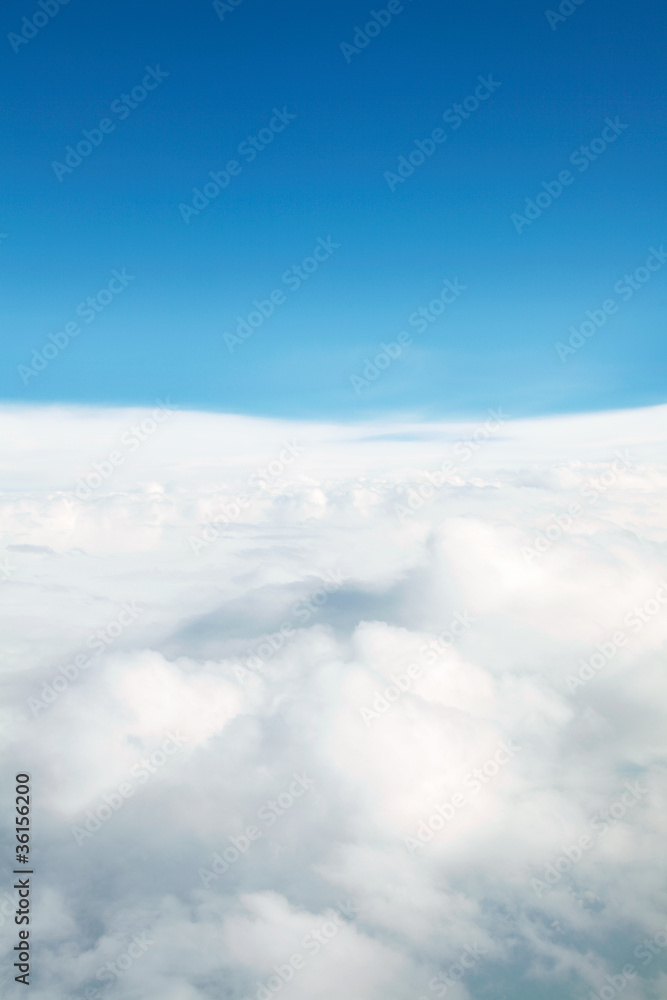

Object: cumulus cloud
[1,403,666,999]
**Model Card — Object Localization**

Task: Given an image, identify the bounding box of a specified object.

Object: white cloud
[1,403,666,999]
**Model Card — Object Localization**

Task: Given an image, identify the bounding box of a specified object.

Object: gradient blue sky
[2,0,665,420]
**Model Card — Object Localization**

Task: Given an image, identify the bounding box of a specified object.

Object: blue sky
[1,0,665,420]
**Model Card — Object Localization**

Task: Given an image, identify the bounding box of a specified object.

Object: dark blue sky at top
[1,0,665,420]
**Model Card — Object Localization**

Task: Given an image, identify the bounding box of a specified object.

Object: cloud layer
[1,404,666,1000]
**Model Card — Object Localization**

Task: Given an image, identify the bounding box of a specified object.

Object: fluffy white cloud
[1,403,666,1000]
